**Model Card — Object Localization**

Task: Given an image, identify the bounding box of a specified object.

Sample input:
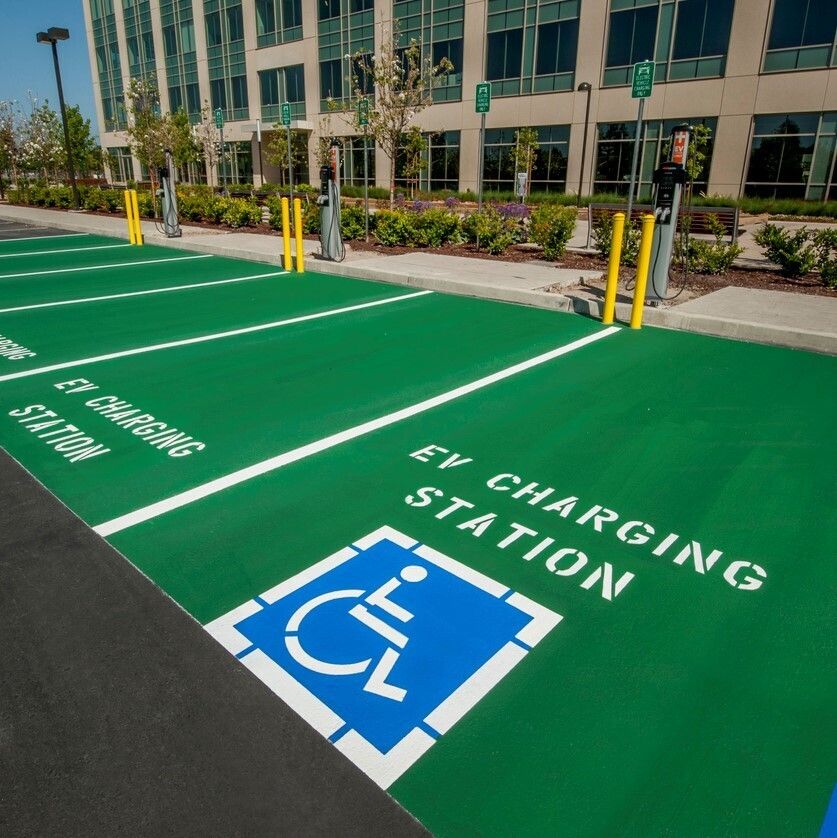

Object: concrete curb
[2,204,833,355]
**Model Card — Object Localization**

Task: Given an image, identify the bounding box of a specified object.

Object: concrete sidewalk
[1,204,834,355]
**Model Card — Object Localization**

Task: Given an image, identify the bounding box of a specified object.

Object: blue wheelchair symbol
[206,526,562,788]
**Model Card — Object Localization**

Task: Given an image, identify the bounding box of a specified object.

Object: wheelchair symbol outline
[284,564,428,702]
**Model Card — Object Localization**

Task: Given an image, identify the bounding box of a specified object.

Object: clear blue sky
[0,1,98,136]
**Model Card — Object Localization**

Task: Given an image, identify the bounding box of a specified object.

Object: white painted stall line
[0,253,212,280]
[0,232,89,245]
[0,289,434,384]
[93,326,620,536]
[0,271,288,314]
[0,243,131,259]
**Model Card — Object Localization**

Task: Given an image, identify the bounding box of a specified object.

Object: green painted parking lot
[1,230,834,836]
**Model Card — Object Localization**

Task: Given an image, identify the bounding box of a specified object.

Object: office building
[84,0,837,199]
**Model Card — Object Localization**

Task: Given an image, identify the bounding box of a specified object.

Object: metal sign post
[625,60,654,230]
[281,102,293,204]
[358,97,370,242]
[256,118,264,187]
[215,107,227,194]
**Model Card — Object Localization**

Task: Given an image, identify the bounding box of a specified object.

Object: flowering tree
[0,100,21,196]
[20,99,63,181]
[347,22,452,207]
[192,103,220,186]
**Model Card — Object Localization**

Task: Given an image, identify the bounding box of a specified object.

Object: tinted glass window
[433,39,463,73]
[206,12,222,46]
[535,19,579,75]
[487,29,523,80]
[320,59,342,98]
[255,0,275,35]
[673,0,734,58]
[283,0,302,27]
[319,0,340,20]
[606,6,658,67]
[286,65,305,101]
[227,5,244,41]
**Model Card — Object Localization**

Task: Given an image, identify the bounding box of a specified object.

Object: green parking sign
[214,108,224,128]
[357,97,370,127]
[475,82,491,114]
[281,102,292,126]
[631,61,655,98]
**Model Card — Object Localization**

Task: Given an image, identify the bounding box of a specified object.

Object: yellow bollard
[130,189,144,246]
[281,197,292,271]
[602,212,625,324]
[124,189,137,245]
[629,214,656,329]
[293,198,304,273]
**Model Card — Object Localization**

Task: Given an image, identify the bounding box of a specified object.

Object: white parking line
[0,253,212,280]
[0,243,131,259]
[93,326,620,537]
[0,289,434,384]
[0,232,89,245]
[0,271,287,314]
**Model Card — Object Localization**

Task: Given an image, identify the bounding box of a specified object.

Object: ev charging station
[646,124,690,303]
[318,140,346,261]
[157,148,182,238]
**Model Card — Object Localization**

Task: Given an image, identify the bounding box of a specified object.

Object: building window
[107,146,134,183]
[320,59,342,100]
[395,131,460,193]
[535,20,579,77]
[763,0,837,72]
[486,0,579,96]
[745,112,836,199]
[487,29,523,82]
[319,0,340,21]
[594,117,716,197]
[483,126,570,194]
[259,64,306,122]
[604,4,658,86]
[341,136,376,187]
[256,0,302,47]
[670,0,734,79]
[219,140,253,185]
[206,0,249,121]
[604,0,734,86]
[392,0,465,102]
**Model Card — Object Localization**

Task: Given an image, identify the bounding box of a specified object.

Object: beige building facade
[85,0,837,200]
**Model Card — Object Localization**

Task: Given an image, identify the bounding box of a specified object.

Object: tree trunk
[389,154,396,209]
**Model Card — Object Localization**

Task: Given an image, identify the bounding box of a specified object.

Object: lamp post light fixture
[576,82,593,203]
[36,26,80,209]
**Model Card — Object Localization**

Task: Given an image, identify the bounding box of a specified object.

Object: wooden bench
[586,203,740,247]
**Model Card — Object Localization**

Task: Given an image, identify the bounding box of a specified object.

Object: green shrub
[530,204,577,259]
[753,223,817,276]
[265,195,284,230]
[136,190,155,218]
[221,197,261,228]
[461,207,516,254]
[6,188,22,205]
[410,208,461,247]
[592,213,641,266]
[374,209,414,246]
[301,200,320,234]
[675,214,743,275]
[341,184,390,201]
[340,204,373,240]
[811,227,837,288]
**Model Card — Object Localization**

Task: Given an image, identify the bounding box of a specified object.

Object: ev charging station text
[405,442,767,604]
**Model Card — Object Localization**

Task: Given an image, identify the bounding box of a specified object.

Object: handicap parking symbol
[206,526,562,788]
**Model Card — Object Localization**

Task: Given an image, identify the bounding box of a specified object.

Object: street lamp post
[576,82,593,203]
[36,27,80,209]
